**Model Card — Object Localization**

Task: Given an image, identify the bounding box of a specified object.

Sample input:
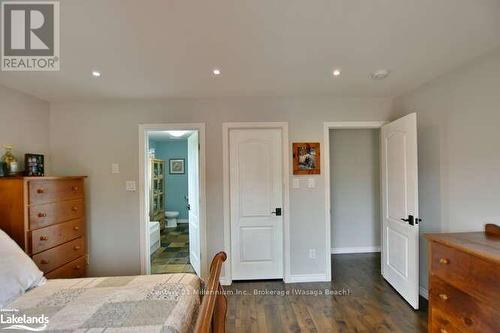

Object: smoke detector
[370,69,390,80]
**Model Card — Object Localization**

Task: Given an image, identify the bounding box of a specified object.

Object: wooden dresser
[425,224,500,333]
[0,176,87,279]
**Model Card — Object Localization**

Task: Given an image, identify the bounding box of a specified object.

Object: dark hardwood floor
[226,253,428,332]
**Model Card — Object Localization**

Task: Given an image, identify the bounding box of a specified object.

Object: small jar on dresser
[0,176,87,279]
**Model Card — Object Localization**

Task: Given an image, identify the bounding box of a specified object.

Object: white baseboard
[331,246,381,254]
[419,286,429,300]
[220,274,330,284]
[286,274,329,283]
[177,219,189,224]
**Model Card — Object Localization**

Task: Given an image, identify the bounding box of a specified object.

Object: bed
[0,229,226,333]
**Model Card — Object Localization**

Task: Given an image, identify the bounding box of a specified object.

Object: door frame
[323,121,387,280]
[139,123,207,278]
[222,122,290,285]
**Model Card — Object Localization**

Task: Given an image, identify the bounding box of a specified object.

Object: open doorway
[324,116,421,309]
[139,124,206,278]
[328,127,382,297]
[330,128,381,255]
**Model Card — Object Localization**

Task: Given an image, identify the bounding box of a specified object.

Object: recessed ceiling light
[332,69,341,77]
[92,70,101,77]
[370,69,390,80]
[212,68,221,76]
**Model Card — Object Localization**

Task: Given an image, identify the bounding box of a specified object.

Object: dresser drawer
[32,237,85,273]
[430,276,498,333]
[30,219,84,254]
[430,307,465,333]
[29,199,84,229]
[45,256,86,279]
[29,179,84,205]
[430,241,500,303]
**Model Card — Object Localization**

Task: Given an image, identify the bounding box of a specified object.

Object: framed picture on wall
[169,159,185,174]
[293,142,320,175]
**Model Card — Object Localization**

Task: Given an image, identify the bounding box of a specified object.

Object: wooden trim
[194,251,227,333]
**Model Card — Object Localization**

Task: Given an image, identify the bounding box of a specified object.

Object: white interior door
[187,131,201,276]
[381,113,420,309]
[230,128,284,280]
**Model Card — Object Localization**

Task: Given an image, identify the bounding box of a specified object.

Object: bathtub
[149,221,161,255]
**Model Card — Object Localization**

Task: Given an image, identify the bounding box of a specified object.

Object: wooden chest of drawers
[0,176,87,279]
[426,226,500,333]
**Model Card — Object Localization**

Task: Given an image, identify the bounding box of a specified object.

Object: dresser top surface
[0,176,86,181]
[426,231,500,264]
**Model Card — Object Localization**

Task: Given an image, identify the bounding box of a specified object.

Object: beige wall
[392,47,500,292]
[330,129,380,251]
[5,46,498,292]
[49,96,393,277]
[0,84,50,172]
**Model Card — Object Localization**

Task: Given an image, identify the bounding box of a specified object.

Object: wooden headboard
[194,251,227,333]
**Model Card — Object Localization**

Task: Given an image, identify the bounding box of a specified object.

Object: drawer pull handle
[73,246,81,250]
[440,329,447,333]
[38,212,47,218]
[73,226,80,231]
[40,259,49,265]
[72,206,78,212]
[72,186,79,192]
[439,294,448,301]
[439,258,449,265]
[39,236,48,241]
[37,188,44,194]
[74,265,81,270]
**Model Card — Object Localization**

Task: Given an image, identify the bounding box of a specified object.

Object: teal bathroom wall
[149,139,189,220]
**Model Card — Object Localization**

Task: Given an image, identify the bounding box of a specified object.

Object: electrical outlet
[309,249,316,259]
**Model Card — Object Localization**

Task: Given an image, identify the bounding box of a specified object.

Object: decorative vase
[1,145,19,176]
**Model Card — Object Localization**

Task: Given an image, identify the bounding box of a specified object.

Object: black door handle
[271,208,282,216]
[401,215,414,225]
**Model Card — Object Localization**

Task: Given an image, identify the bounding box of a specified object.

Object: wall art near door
[293,142,320,175]
[25,153,45,176]
[169,159,185,174]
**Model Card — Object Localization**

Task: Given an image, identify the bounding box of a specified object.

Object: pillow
[0,229,46,307]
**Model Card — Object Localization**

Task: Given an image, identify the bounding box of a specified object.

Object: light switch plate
[308,178,315,188]
[125,181,136,192]
[111,163,120,174]
[292,178,300,189]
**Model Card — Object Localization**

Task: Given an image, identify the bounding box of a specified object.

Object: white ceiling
[1,0,500,101]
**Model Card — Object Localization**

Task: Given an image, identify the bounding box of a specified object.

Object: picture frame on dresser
[0,176,88,279]
[24,154,45,177]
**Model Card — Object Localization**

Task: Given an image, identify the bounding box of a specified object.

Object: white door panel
[230,128,284,280]
[381,113,420,309]
[188,131,201,276]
